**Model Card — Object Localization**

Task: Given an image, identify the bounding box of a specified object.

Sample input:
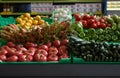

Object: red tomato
[20,47,27,52]
[96,21,100,27]
[48,47,58,55]
[7,55,18,62]
[99,18,106,23]
[58,45,68,55]
[25,42,35,49]
[53,40,61,47]
[0,55,7,61]
[16,44,24,50]
[61,39,69,45]
[74,13,82,21]
[82,20,88,28]
[35,49,48,56]
[24,50,35,56]
[19,54,33,62]
[90,15,96,19]
[28,47,36,52]
[39,45,48,51]
[48,54,58,61]
[7,42,16,48]
[100,23,106,29]
[91,23,97,28]
[6,47,16,56]
[59,53,68,60]
[14,50,23,56]
[83,14,91,20]
[107,24,112,27]
[34,54,47,62]
[0,49,8,55]
[88,19,95,25]
[46,42,52,48]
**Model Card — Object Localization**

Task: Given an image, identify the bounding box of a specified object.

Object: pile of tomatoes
[74,14,111,29]
[0,39,69,62]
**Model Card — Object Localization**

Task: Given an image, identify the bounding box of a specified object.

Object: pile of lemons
[16,13,46,29]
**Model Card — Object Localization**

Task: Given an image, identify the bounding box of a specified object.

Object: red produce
[74,13,82,21]
[48,47,58,55]
[39,45,48,51]
[48,54,58,61]
[0,49,8,55]
[58,45,68,55]
[35,49,48,56]
[0,55,7,61]
[7,55,18,62]
[7,42,16,48]
[61,39,69,45]
[53,40,61,47]
[34,54,47,62]
[19,54,33,62]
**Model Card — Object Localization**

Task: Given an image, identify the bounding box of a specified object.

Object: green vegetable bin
[0,15,16,26]
[72,42,120,64]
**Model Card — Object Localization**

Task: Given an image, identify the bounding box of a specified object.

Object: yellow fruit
[20,22,25,26]
[20,15,24,19]
[33,20,38,25]
[29,17,33,20]
[27,20,33,24]
[38,20,45,25]
[35,15,41,20]
[24,13,31,18]
[25,22,32,26]
[22,17,28,21]
[16,18,22,23]
[22,20,26,24]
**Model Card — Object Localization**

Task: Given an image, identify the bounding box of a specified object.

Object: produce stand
[0,0,120,78]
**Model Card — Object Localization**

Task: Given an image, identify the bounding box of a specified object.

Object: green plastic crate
[71,42,120,64]
[0,16,16,26]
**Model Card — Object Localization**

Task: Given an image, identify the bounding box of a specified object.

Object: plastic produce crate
[0,15,16,26]
[71,42,120,64]
[0,41,71,64]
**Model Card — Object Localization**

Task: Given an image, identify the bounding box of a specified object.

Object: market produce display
[0,11,120,63]
[0,40,69,62]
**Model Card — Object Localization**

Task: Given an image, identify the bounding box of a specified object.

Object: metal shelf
[0,12,52,15]
[0,64,120,76]
[0,0,103,3]
[53,0,103,3]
